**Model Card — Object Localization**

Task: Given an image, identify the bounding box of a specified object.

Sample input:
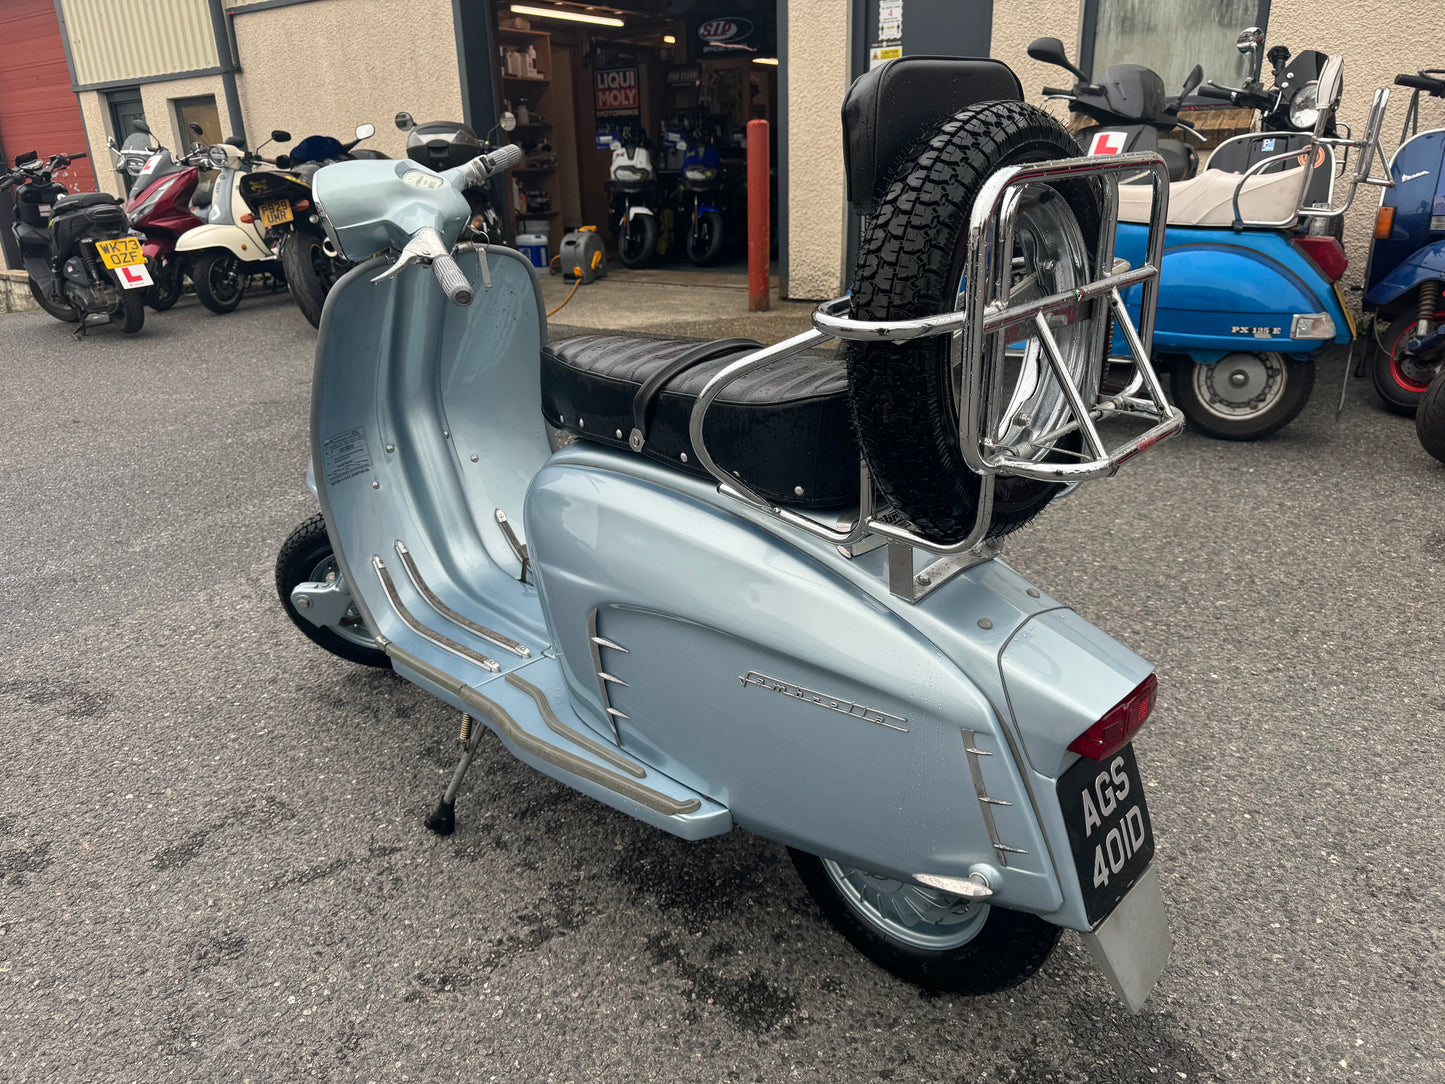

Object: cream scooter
[174,130,291,313]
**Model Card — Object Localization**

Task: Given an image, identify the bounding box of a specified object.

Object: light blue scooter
[276,60,1185,1011]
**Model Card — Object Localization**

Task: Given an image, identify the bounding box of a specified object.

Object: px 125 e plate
[1057,743,1154,926]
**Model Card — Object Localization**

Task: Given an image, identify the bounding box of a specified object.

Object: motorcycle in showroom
[2,149,149,334]
[607,132,659,268]
[273,57,1186,1012]
[239,122,381,327]
[175,130,292,314]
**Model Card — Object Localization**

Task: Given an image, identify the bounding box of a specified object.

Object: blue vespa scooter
[275,59,1186,1011]
[1066,52,1392,439]
[1358,70,1445,414]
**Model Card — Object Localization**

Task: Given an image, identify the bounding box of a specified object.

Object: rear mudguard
[310,249,1155,935]
[173,222,274,262]
[1115,222,1350,362]
[1363,241,1445,311]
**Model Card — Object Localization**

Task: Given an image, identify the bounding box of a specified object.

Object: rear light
[1295,235,1349,282]
[1374,206,1396,239]
[1068,673,1156,761]
[295,199,311,212]
[240,212,255,223]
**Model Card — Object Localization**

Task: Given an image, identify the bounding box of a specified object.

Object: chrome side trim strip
[373,556,501,673]
[393,541,531,658]
[386,644,700,817]
[587,608,628,741]
[504,673,647,779]
[962,728,1029,866]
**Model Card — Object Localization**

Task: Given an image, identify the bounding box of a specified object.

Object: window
[171,95,221,149]
[1080,0,1270,97]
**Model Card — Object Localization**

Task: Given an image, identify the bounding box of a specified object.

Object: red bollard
[746,119,770,312]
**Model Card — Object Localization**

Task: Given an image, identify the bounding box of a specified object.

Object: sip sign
[595,68,639,117]
[694,13,762,54]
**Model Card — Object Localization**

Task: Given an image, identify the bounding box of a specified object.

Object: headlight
[127,157,143,176]
[209,146,228,168]
[1288,81,1320,130]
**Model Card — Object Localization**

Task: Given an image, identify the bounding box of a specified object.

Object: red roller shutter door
[0,0,97,193]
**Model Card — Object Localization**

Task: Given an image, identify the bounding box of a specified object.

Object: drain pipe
[207,0,246,144]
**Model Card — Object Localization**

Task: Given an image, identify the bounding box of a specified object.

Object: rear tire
[28,280,79,322]
[1416,373,1445,464]
[114,287,145,333]
[1170,352,1313,440]
[686,209,724,266]
[275,514,389,668]
[618,212,658,268]
[1372,305,1445,416]
[789,849,1060,995]
[192,251,246,314]
[281,230,338,329]
[846,99,1102,543]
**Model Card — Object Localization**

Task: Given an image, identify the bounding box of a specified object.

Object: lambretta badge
[1232,325,1280,338]
[739,671,908,732]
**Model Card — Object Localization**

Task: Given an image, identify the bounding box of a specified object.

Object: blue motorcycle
[1110,56,1392,439]
[273,58,1187,1011]
[1361,70,1445,414]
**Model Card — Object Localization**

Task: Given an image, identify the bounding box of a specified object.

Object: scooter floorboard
[388,644,732,841]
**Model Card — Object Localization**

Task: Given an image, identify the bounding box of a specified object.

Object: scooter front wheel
[276,514,389,668]
[789,849,1060,994]
[1416,372,1445,464]
[1171,352,1312,440]
[1372,307,1445,415]
[618,213,658,268]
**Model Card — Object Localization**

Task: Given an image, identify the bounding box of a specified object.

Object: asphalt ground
[1,291,1442,1084]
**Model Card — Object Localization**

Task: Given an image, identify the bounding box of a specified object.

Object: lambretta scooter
[276,58,1186,1011]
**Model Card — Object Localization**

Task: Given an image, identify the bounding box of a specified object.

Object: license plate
[1333,280,1357,338]
[1057,744,1154,926]
[94,237,144,269]
[259,199,294,228]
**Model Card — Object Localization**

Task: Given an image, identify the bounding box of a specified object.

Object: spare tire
[847,100,1103,544]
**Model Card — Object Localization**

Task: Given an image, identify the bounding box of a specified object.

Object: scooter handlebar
[1040,86,1074,98]
[1197,84,1237,101]
[454,143,524,189]
[1395,73,1445,94]
[431,251,473,306]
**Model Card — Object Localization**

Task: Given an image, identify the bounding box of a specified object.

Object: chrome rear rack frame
[685,152,1183,601]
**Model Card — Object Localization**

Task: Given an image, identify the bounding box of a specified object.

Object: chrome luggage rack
[685,152,1184,601]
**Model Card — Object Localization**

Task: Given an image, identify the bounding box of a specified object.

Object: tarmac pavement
[1,286,1442,1083]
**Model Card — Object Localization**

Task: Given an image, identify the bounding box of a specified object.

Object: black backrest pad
[842,56,1023,215]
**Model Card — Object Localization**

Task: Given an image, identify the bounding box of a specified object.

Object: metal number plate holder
[685,153,1182,601]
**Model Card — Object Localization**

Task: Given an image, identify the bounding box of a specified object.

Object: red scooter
[113,124,209,311]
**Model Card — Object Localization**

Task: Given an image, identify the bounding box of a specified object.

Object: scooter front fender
[1363,239,1445,310]
[1115,223,1350,356]
[174,222,272,261]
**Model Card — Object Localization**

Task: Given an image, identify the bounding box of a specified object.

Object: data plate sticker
[322,427,373,486]
[1057,744,1154,926]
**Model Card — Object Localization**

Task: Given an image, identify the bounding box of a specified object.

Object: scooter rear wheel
[1170,352,1312,440]
[847,100,1102,544]
[114,287,145,334]
[789,849,1061,994]
[1416,372,1445,464]
[276,514,390,669]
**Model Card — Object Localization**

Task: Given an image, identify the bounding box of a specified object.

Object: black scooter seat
[541,334,857,508]
[51,191,122,212]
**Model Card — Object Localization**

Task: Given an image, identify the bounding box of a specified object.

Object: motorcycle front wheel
[28,280,79,322]
[618,213,658,268]
[1416,372,1445,464]
[275,514,389,668]
[686,209,724,265]
[847,100,1101,544]
[192,251,247,314]
[789,849,1060,994]
[146,256,183,311]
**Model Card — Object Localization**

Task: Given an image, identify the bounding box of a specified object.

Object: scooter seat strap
[627,337,762,452]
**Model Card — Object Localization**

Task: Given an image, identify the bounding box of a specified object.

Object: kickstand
[425,712,486,836]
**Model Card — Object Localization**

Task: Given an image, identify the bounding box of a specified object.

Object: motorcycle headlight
[127,157,143,176]
[208,146,228,169]
[1288,81,1320,131]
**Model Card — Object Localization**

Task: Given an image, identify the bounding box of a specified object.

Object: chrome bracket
[494,508,530,584]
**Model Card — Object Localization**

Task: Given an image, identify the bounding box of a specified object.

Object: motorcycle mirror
[499,111,517,132]
[274,153,292,170]
[394,111,415,132]
[355,122,375,141]
[1026,37,1088,82]
[106,136,117,149]
[271,129,291,143]
[1315,54,1344,114]
[131,119,151,134]
[1235,26,1264,55]
[189,122,204,136]
[1181,64,1203,98]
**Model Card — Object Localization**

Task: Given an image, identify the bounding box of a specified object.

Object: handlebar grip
[482,144,524,175]
[1197,84,1236,101]
[431,252,473,306]
[1395,73,1445,93]
[1040,86,1073,97]
[71,152,87,160]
